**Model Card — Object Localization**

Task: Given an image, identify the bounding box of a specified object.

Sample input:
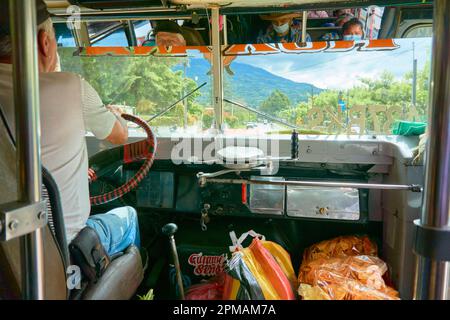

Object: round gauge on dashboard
[216,146,265,169]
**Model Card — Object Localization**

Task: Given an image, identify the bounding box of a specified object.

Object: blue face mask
[343,34,362,41]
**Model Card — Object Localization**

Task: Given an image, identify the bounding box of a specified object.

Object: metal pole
[169,234,185,300]
[211,6,223,130]
[72,21,90,47]
[162,223,185,300]
[201,177,422,192]
[123,20,137,46]
[223,15,228,46]
[52,7,179,16]
[301,11,308,43]
[414,0,450,300]
[9,0,45,299]
[53,15,193,24]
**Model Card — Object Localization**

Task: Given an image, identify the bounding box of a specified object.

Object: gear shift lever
[162,223,185,299]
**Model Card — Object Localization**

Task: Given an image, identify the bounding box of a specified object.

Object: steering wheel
[88,113,157,206]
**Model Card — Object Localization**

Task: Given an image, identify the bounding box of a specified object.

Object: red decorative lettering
[188,253,227,277]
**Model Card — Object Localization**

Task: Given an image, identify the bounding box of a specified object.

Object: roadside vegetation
[60,48,429,134]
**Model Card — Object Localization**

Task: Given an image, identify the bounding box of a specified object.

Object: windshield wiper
[223,98,299,130]
[107,75,142,105]
[148,82,207,123]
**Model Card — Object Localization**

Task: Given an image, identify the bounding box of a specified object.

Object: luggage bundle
[186,230,297,300]
[222,230,297,300]
[297,235,400,300]
[185,233,399,300]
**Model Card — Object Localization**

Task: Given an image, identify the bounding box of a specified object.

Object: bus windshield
[58,37,431,137]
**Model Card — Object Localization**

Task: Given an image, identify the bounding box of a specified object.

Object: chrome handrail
[198,176,422,192]
[414,0,450,301]
[9,0,45,300]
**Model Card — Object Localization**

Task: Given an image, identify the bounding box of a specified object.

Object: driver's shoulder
[41,70,81,82]
[39,71,85,93]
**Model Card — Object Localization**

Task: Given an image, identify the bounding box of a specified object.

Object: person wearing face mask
[341,18,365,41]
[257,12,311,44]
[319,13,355,41]
[0,0,140,258]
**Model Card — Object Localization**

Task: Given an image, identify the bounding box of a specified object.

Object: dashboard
[121,161,371,223]
[88,134,421,225]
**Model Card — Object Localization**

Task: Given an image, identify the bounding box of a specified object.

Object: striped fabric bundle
[223,231,296,300]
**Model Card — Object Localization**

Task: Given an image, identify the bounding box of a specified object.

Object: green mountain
[175,58,323,107]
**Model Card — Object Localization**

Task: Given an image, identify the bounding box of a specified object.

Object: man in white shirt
[0,0,140,256]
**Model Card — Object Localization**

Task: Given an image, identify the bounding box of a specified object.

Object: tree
[202,108,215,129]
[59,47,431,133]
[59,48,205,127]
[279,101,311,126]
[298,65,431,134]
[260,90,292,116]
[135,99,156,115]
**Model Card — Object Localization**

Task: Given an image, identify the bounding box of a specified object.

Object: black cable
[148,81,207,123]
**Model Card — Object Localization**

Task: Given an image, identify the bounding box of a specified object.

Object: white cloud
[234,38,432,90]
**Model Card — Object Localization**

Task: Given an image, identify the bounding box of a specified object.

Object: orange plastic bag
[261,240,297,291]
[300,235,397,289]
[223,230,296,300]
[222,273,240,300]
[298,255,399,300]
[302,235,378,264]
[298,235,399,300]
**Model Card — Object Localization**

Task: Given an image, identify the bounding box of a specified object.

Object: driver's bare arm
[105,118,128,145]
[80,78,128,145]
[105,105,128,144]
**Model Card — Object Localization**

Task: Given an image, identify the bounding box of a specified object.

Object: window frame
[402,23,433,39]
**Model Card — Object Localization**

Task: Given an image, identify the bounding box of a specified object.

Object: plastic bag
[223,230,296,300]
[302,235,378,264]
[298,255,399,300]
[298,235,399,300]
[261,240,297,291]
[222,272,241,300]
[185,273,225,300]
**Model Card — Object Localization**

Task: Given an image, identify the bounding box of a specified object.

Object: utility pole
[338,90,343,114]
[412,42,418,109]
[183,60,188,130]
[346,89,350,126]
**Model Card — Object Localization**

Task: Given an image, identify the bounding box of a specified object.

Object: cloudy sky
[233,38,431,90]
